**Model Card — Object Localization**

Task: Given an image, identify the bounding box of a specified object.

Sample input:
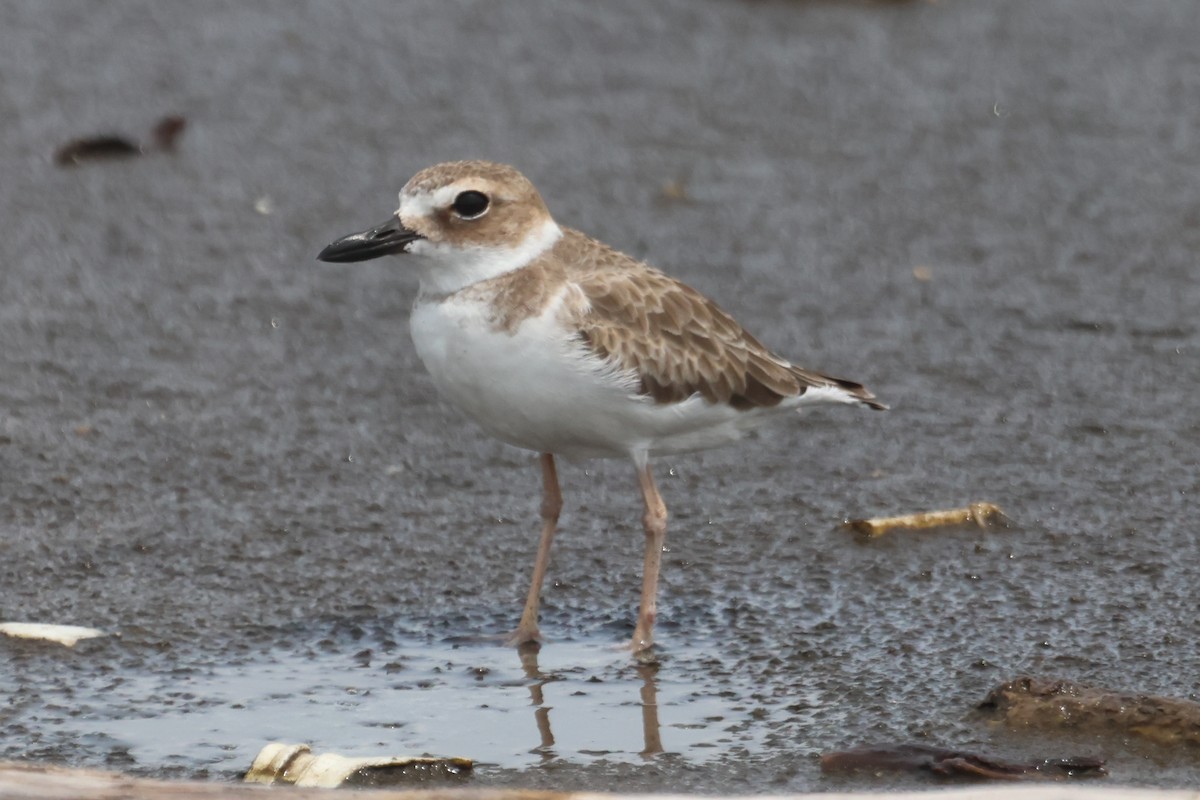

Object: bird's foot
[619,630,660,661]
[504,624,543,649]
[629,623,655,653]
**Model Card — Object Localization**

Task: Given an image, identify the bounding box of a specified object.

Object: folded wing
[571,259,884,411]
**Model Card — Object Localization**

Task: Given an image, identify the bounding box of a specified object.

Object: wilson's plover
[318,160,885,653]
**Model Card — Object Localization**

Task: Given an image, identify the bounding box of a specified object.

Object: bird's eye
[451,190,490,219]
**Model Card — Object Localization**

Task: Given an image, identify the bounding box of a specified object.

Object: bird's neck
[412,219,563,297]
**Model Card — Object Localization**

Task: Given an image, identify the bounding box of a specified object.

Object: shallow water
[2,0,1199,792]
[59,640,766,772]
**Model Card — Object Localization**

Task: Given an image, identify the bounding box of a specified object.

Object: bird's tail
[792,366,888,410]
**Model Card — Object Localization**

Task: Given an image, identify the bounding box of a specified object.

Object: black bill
[316,216,423,263]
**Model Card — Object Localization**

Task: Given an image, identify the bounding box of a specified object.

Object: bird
[317,160,885,653]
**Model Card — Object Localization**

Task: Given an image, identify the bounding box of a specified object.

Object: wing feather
[554,228,885,411]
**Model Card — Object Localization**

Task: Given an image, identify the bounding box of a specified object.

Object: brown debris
[658,178,692,204]
[820,743,1106,781]
[54,114,187,166]
[151,115,187,151]
[980,676,1200,749]
[843,502,1010,537]
[54,135,141,166]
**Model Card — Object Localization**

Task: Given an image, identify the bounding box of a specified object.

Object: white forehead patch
[397,184,472,220]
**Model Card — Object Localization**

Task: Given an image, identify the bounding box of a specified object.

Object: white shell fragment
[245,742,473,788]
[0,622,108,647]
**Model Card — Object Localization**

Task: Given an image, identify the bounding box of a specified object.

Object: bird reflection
[636,660,663,758]
[517,643,556,760]
[516,644,664,760]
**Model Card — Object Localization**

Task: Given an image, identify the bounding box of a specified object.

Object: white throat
[408,218,562,297]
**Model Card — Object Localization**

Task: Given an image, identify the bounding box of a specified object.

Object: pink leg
[631,460,668,652]
[509,453,562,646]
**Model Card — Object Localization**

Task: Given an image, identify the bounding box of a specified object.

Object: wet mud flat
[2,0,1199,794]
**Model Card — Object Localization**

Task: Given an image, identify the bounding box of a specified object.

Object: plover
[318,160,885,652]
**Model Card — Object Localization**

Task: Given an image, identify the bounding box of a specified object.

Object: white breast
[410,290,632,458]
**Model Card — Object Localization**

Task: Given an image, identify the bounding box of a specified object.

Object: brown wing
[572,258,883,411]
